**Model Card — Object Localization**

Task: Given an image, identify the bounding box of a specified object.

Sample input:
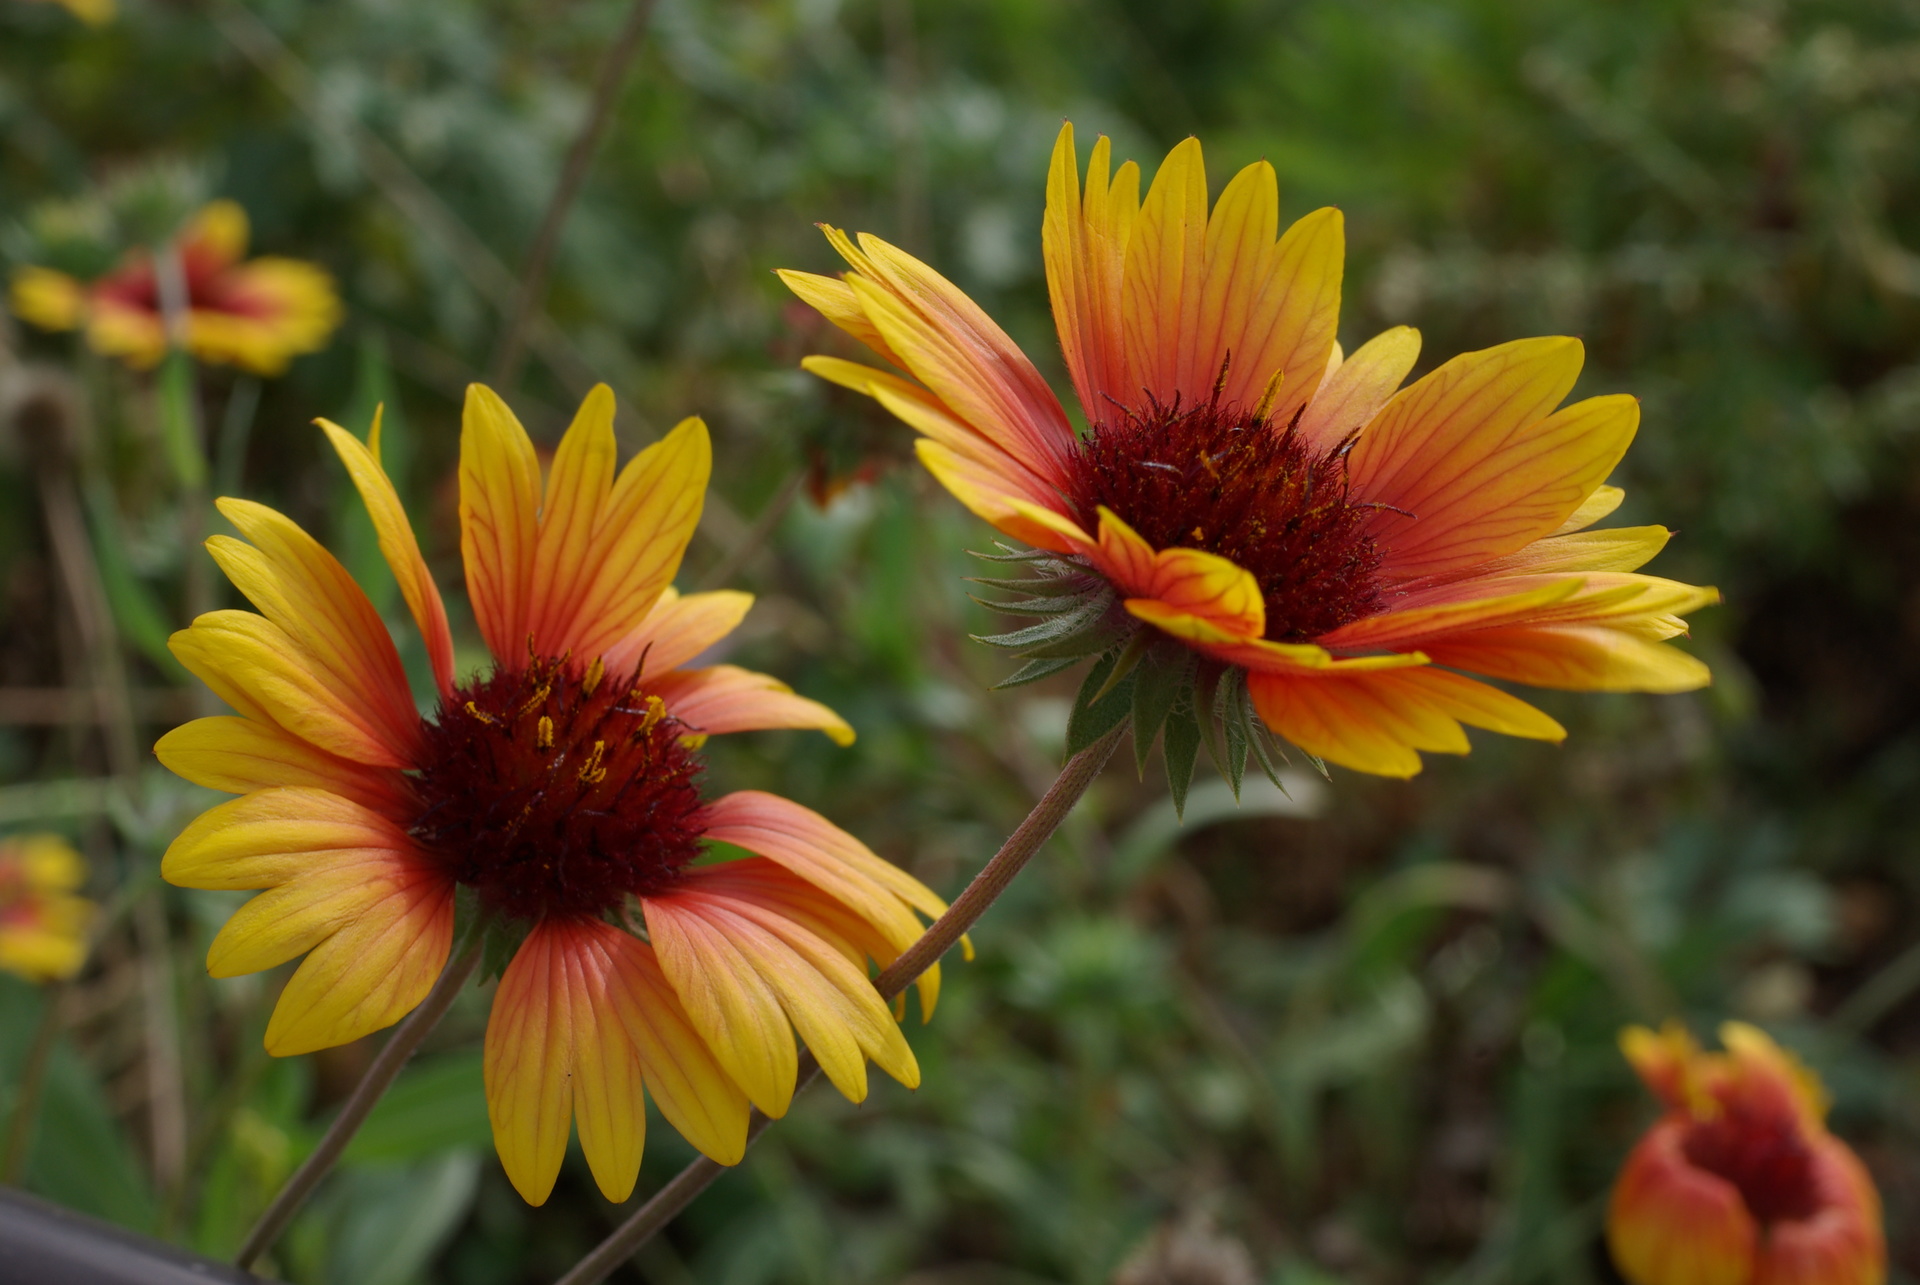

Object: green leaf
[1130,642,1194,774]
[1067,648,1135,755]
[992,654,1084,689]
[343,1051,491,1163]
[971,595,1112,651]
[1163,698,1203,818]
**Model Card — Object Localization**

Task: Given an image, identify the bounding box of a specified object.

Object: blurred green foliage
[5,0,1920,1281]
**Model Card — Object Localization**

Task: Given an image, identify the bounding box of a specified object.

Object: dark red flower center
[408,655,707,923]
[92,246,267,319]
[1682,1105,1822,1225]
[1065,394,1383,642]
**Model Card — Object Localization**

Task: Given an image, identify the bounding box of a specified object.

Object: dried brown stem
[489,0,657,389]
[552,722,1127,1285]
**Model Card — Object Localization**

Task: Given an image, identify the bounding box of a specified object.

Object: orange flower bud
[1608,1022,1884,1285]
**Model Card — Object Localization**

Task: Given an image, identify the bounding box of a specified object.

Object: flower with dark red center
[10,200,339,375]
[0,833,93,983]
[780,124,1719,785]
[1609,1022,1885,1285]
[156,384,951,1205]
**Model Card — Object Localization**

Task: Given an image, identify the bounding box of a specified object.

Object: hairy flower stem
[553,721,1127,1285]
[234,944,481,1270]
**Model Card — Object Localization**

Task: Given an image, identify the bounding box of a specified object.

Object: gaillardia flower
[0,833,93,982]
[156,385,948,1205]
[10,199,340,376]
[780,124,1717,788]
[1610,1022,1884,1285]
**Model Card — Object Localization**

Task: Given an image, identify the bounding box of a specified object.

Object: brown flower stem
[234,944,481,1270]
[0,981,68,1184]
[552,722,1127,1285]
[488,0,657,390]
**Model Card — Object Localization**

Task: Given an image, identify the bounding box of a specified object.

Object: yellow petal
[319,416,458,697]
[459,384,544,663]
[528,384,619,658]
[642,892,799,1117]
[1297,325,1422,453]
[603,586,753,678]
[483,921,578,1205]
[563,417,711,665]
[263,867,451,1055]
[1553,484,1626,534]
[563,923,647,1203]
[775,267,908,371]
[605,932,751,1166]
[650,664,854,745]
[209,497,420,758]
[155,715,412,818]
[1478,525,1672,575]
[1122,136,1209,411]
[169,611,413,768]
[1422,624,1712,693]
[1350,338,1621,581]
[1205,202,1345,424]
[1044,123,1136,425]
[163,786,414,892]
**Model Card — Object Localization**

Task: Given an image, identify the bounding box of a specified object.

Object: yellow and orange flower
[780,124,1718,779]
[155,385,949,1205]
[0,833,93,983]
[10,200,340,376]
[1610,1022,1884,1285]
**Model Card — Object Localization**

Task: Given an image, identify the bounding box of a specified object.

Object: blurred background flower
[1608,1022,1884,1285]
[11,197,341,376]
[5,0,1920,1281]
[0,832,91,982]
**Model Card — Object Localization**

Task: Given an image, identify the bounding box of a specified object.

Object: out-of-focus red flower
[1609,1021,1884,1285]
[10,200,340,376]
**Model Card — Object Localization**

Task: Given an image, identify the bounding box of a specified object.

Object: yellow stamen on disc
[464,701,498,726]
[582,657,606,697]
[516,684,551,719]
[578,740,608,785]
[678,732,709,750]
[536,716,554,751]
[1252,367,1286,422]
[640,694,666,733]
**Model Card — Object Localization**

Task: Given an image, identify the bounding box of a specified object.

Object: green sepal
[967,591,1102,619]
[480,914,532,985]
[1163,697,1203,819]
[1131,641,1196,775]
[1201,664,1249,800]
[1067,648,1136,756]
[965,571,1095,596]
[991,654,1084,689]
[971,595,1113,652]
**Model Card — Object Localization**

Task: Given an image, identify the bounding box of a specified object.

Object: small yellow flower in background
[781,123,1719,781]
[1609,1022,1885,1285]
[0,834,94,983]
[20,0,114,26]
[156,384,950,1206]
[10,199,340,376]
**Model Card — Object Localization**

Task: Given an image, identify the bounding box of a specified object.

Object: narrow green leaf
[992,654,1083,689]
[1163,699,1203,819]
[1067,648,1135,755]
[1131,643,1194,774]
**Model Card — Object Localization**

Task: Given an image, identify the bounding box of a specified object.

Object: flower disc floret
[413,655,706,922]
[1069,396,1382,643]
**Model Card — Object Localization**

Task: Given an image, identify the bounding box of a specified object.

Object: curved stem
[234,944,481,1270]
[553,722,1126,1285]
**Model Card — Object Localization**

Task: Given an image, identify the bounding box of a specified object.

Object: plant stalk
[552,721,1126,1285]
[0,982,67,1184]
[488,0,657,390]
[234,944,481,1270]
